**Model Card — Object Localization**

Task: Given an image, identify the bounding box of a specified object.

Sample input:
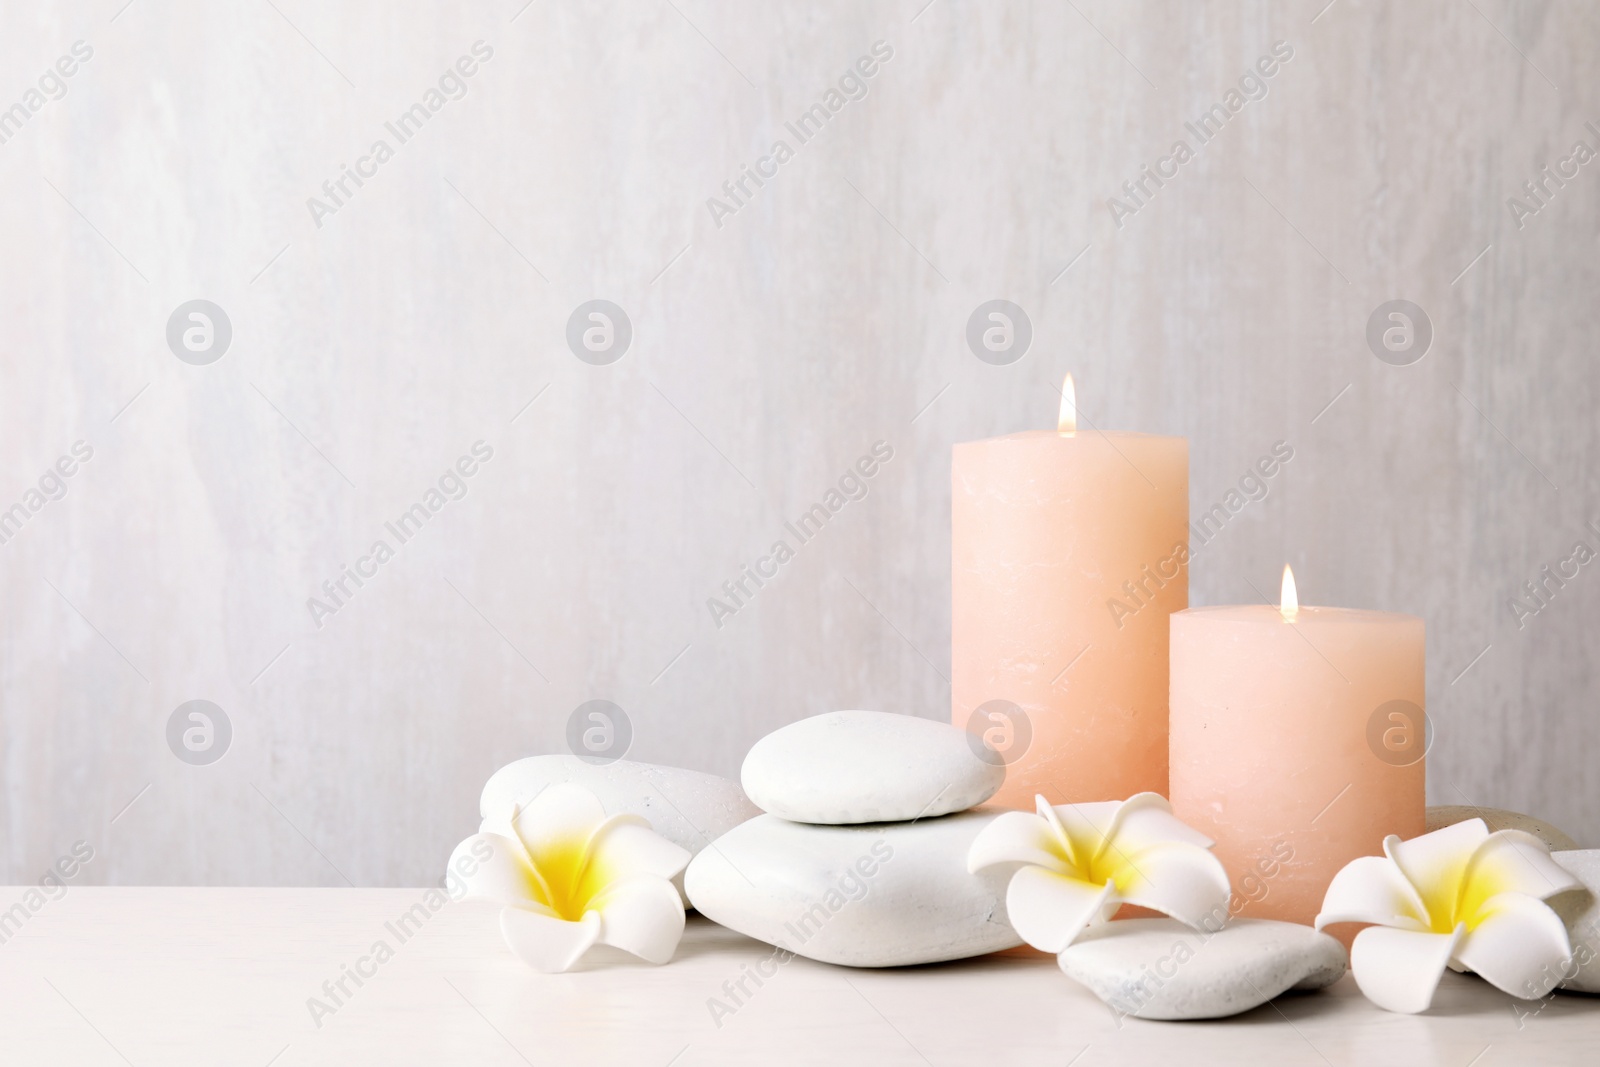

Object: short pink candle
[1169,570,1426,926]
[953,378,1188,808]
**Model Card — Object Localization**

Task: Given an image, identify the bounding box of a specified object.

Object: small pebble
[741,710,1004,824]
[1057,917,1347,1020]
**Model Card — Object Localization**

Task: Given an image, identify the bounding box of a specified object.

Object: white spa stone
[1426,805,1580,851]
[740,710,1004,824]
[1056,918,1347,1020]
[479,756,760,902]
[1551,850,1600,995]
[683,810,1022,966]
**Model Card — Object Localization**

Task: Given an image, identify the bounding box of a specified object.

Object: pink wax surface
[952,430,1188,809]
[1169,604,1426,927]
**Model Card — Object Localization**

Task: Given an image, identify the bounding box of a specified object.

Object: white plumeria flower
[448,782,691,973]
[967,792,1231,953]
[1315,818,1581,1013]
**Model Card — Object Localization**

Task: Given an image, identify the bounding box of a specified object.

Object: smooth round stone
[1550,850,1600,995]
[1426,805,1579,851]
[1057,918,1347,1021]
[479,756,760,901]
[741,710,1004,824]
[684,810,1022,967]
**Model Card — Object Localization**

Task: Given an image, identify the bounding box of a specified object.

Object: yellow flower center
[1042,812,1133,893]
[1419,851,1508,933]
[525,834,613,921]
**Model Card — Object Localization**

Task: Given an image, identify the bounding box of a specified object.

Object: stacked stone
[684,710,1023,967]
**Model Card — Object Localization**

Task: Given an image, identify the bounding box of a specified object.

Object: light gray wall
[2,0,1596,886]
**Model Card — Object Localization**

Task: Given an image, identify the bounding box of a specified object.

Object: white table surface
[1,888,1595,1066]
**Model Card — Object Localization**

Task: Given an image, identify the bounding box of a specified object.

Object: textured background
[1,0,1596,886]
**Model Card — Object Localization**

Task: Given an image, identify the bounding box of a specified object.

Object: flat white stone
[740,710,1004,824]
[1426,805,1580,851]
[1551,850,1600,995]
[684,810,1022,967]
[1057,918,1347,1021]
[479,756,760,902]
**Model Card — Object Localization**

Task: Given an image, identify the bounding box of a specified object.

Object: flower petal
[1110,841,1232,930]
[1453,891,1573,1000]
[1005,864,1116,953]
[511,782,610,864]
[1037,796,1123,873]
[1316,855,1429,931]
[1349,924,1463,1014]
[1384,820,1487,926]
[478,804,517,840]
[587,819,691,884]
[967,811,1070,875]
[1459,830,1583,920]
[448,833,544,907]
[1101,793,1214,858]
[592,877,686,964]
[508,783,615,915]
[499,906,602,972]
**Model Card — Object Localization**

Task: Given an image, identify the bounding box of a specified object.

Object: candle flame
[1280,564,1299,621]
[1058,373,1076,434]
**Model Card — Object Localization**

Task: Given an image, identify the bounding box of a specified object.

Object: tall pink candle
[952,379,1188,808]
[1169,570,1426,926]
